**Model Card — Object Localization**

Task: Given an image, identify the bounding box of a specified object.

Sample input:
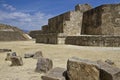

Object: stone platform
[65,35,120,47]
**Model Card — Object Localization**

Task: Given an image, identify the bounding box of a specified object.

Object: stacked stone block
[82,4,120,35]
[35,4,92,44]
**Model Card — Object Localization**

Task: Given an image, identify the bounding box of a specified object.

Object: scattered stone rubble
[4,50,120,80]
[42,57,120,80]
[5,52,23,66]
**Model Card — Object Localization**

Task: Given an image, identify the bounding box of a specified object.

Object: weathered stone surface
[5,52,17,61]
[33,51,43,59]
[29,30,43,38]
[65,35,120,47]
[67,57,99,80]
[0,49,11,53]
[97,60,120,80]
[35,3,120,47]
[41,67,66,80]
[82,4,120,35]
[10,56,23,66]
[24,53,34,58]
[35,57,53,73]
[0,24,30,41]
[75,4,92,12]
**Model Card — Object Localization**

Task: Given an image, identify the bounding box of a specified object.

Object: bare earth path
[0,41,120,80]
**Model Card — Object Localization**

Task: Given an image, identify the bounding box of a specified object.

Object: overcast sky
[0,0,119,30]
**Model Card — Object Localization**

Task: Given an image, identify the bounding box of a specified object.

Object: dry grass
[0,41,120,80]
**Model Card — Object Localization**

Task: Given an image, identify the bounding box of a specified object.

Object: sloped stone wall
[0,31,27,41]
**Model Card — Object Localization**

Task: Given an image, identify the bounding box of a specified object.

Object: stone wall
[0,24,30,41]
[48,12,70,33]
[36,33,66,44]
[48,4,92,36]
[42,25,49,33]
[29,30,42,38]
[36,33,58,44]
[81,4,120,35]
[35,4,92,44]
[65,35,120,47]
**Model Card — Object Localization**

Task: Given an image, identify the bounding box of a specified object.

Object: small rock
[24,53,34,58]
[33,51,43,59]
[35,57,53,73]
[105,59,115,65]
[5,52,17,61]
[10,56,23,66]
[42,67,66,80]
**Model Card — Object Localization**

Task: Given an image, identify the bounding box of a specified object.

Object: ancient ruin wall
[48,12,70,33]
[81,4,120,35]
[36,33,58,44]
[48,4,92,36]
[29,30,42,38]
[42,25,49,33]
[0,24,30,41]
[65,35,120,47]
[0,31,27,41]
[48,11,82,36]
[63,11,83,36]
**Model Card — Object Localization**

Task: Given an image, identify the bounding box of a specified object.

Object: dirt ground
[0,41,120,80]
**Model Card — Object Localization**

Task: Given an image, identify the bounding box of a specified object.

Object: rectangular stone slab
[67,57,99,80]
[42,67,66,80]
[97,61,120,80]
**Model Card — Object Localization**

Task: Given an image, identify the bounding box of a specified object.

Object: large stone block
[67,57,99,80]
[41,67,66,80]
[97,60,120,80]
[35,57,53,73]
